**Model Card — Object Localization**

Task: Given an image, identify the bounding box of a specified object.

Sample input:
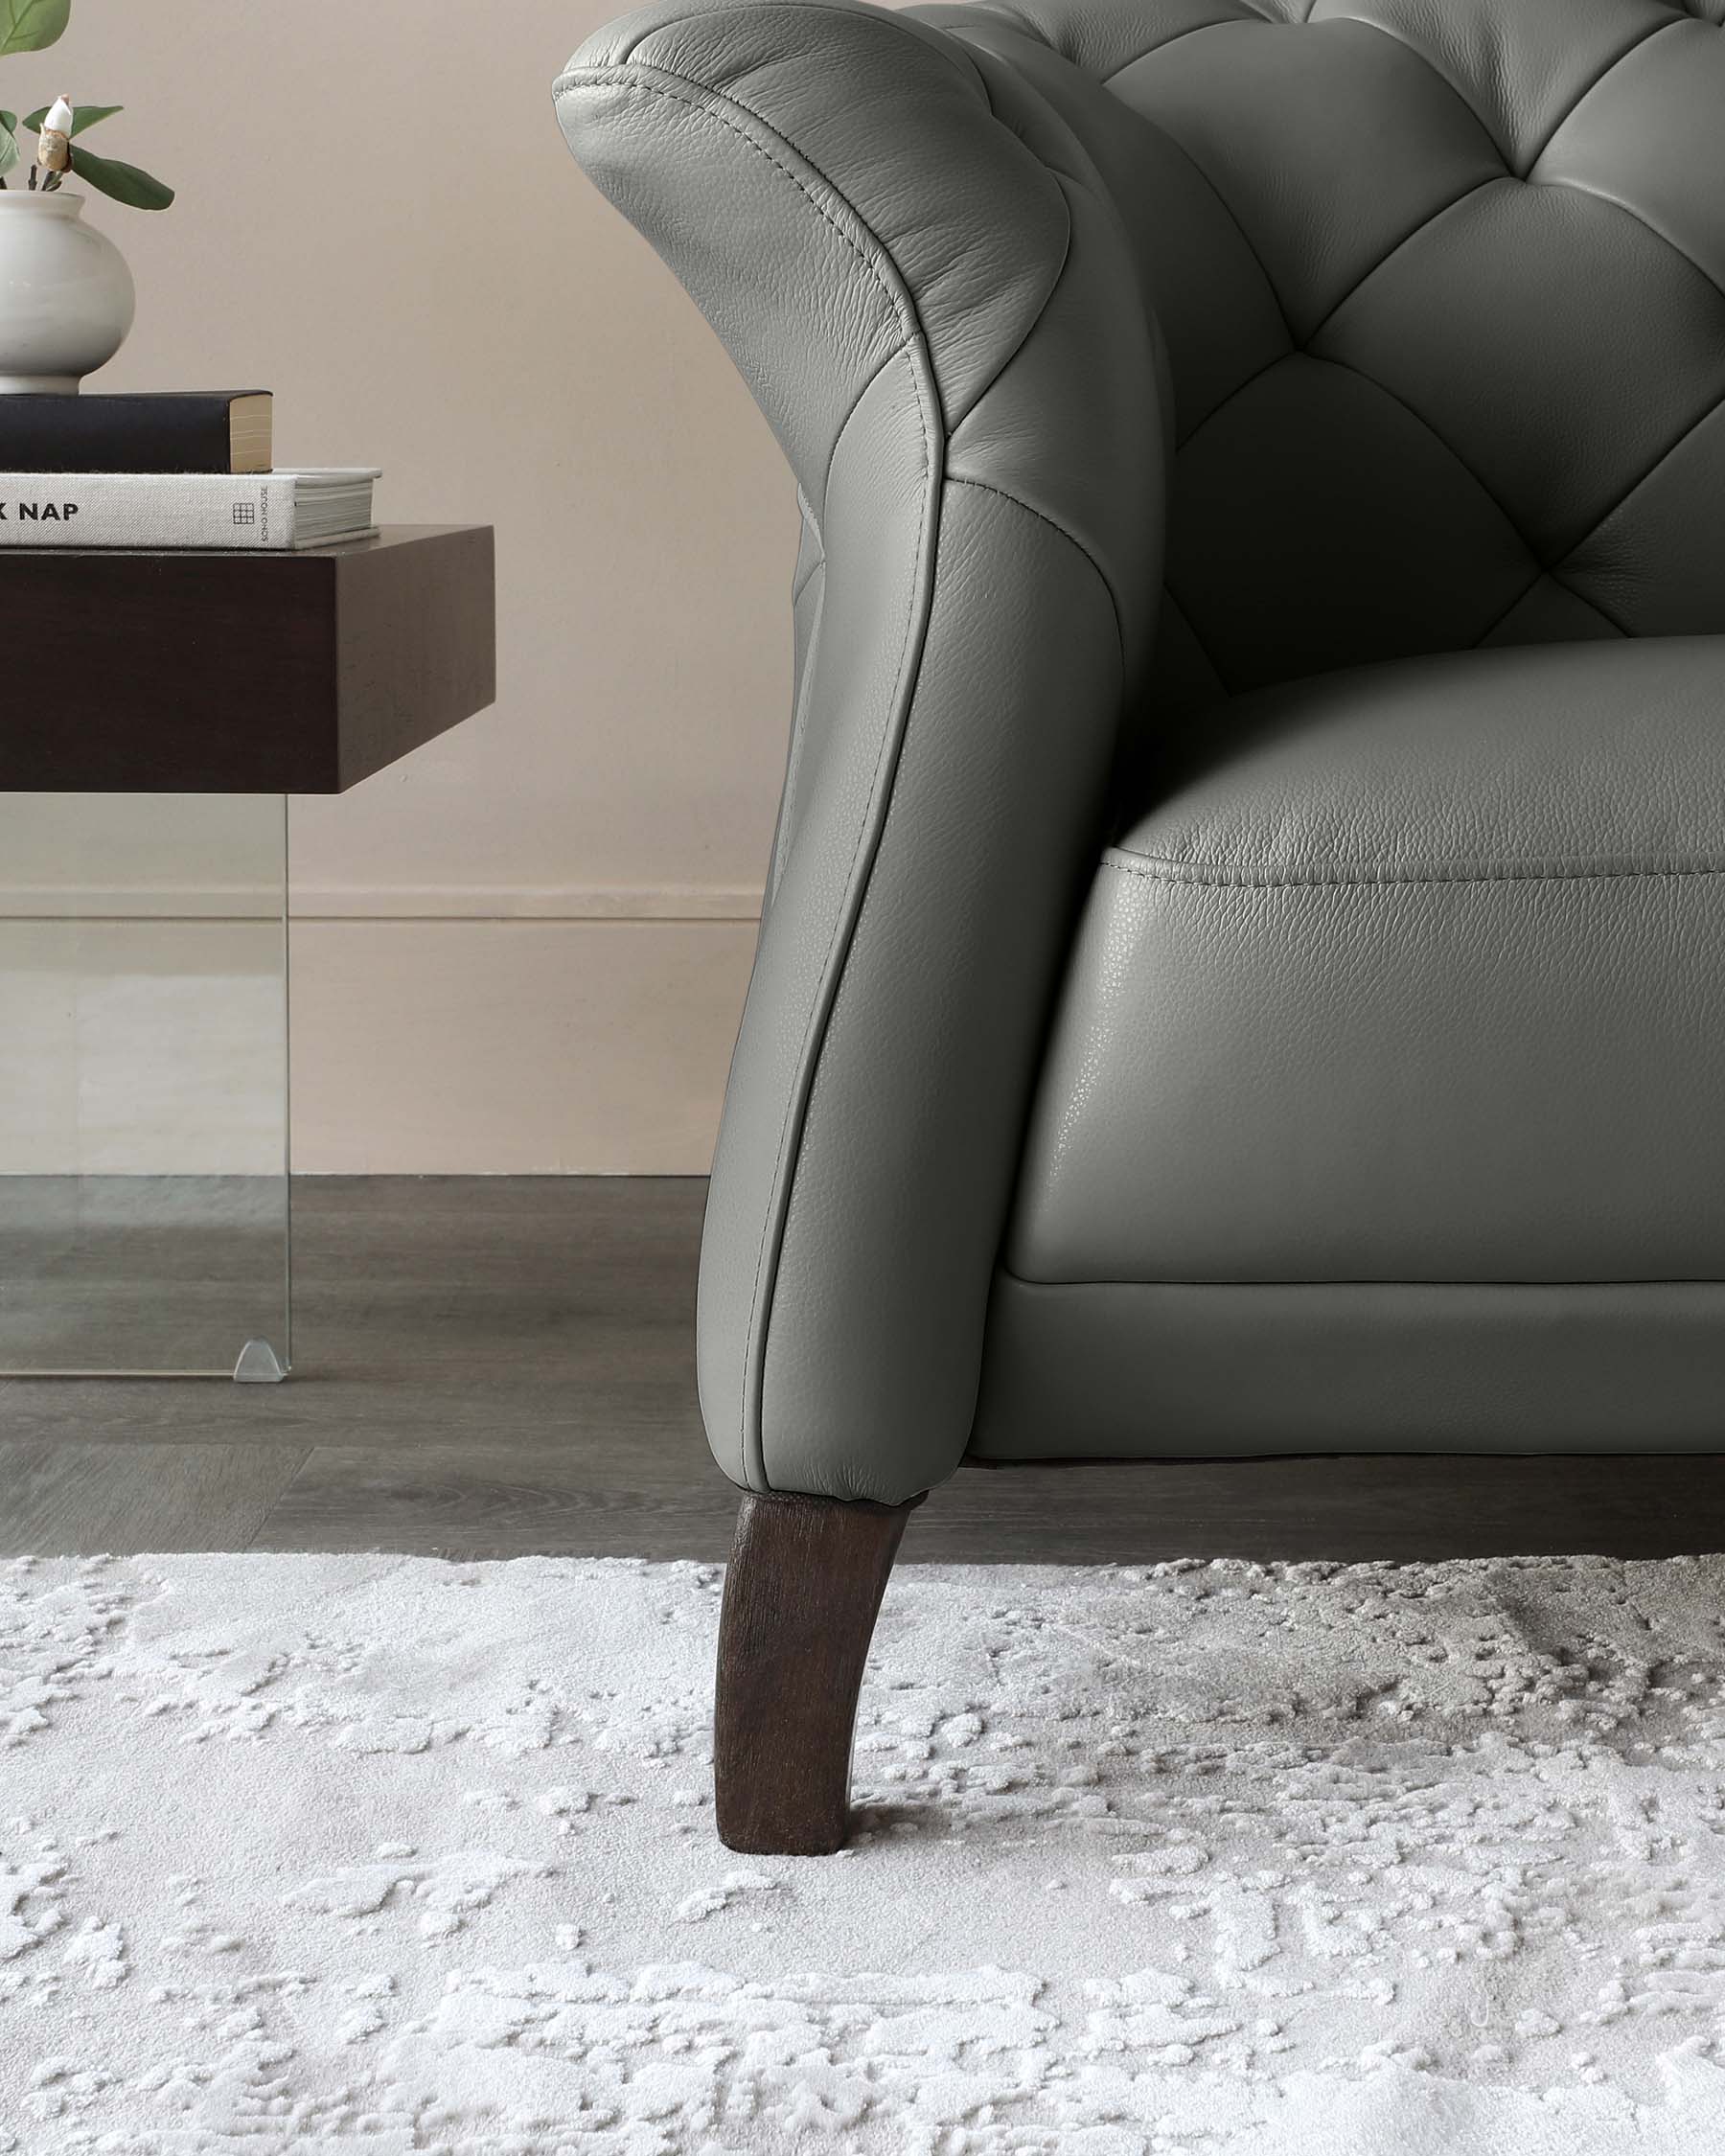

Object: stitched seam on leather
[690,29,1070,354]
[790,491,825,605]
[1113,22,1506,344]
[1468,568,1546,647]
[819,342,922,515]
[961,37,1111,208]
[928,41,1108,440]
[1300,170,1506,352]
[1543,569,1633,636]
[994,1262,1725,1290]
[1159,577,1239,694]
[741,345,940,1498]
[946,480,1126,666]
[557,68,912,337]
[1115,109,1298,347]
[1306,182,1725,572]
[1299,349,1533,557]
[942,175,1073,436]
[1538,174,1725,321]
[1103,853,1725,890]
[1102,13,1270,86]
[1167,345,1534,684]
[1173,346,1290,454]
[566,49,1076,446]
[1311,13,1515,159]
[604,0,992,100]
[1556,389,1725,573]
[1519,15,1682,175]
[772,551,826,904]
[1515,182,1725,542]
[1155,588,1229,699]
[1507,184,1725,563]
[1468,568,1625,648]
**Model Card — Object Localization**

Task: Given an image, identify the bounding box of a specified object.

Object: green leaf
[24,103,123,136]
[0,124,16,178]
[0,0,71,58]
[68,144,173,210]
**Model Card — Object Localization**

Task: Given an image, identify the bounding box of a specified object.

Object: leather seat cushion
[1005,635,1725,1286]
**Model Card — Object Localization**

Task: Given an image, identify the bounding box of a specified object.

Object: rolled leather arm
[556,0,1165,1502]
[560,0,1070,501]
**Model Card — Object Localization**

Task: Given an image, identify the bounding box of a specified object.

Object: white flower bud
[36,97,72,173]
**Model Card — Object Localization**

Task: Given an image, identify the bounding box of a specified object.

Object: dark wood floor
[4,1177,1725,1561]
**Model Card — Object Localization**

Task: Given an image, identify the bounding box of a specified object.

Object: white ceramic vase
[0,190,135,394]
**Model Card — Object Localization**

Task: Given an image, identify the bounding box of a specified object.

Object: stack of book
[0,391,379,550]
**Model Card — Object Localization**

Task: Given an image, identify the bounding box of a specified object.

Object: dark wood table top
[0,524,495,792]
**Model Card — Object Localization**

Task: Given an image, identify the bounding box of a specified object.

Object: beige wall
[24,0,796,1170]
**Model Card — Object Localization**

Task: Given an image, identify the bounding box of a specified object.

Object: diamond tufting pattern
[932,0,1725,698]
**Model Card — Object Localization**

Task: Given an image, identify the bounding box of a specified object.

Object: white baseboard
[0,917,286,1177]
[0,913,758,1176]
[289,917,756,1174]
[0,884,765,924]
[292,883,765,922]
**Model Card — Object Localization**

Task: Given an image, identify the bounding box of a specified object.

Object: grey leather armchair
[557,0,1725,1852]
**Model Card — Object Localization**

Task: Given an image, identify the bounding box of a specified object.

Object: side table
[0,525,495,1380]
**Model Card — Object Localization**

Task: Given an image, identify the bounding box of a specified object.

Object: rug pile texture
[5,1551,1725,2151]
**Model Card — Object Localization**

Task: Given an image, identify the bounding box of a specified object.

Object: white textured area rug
[6,1556,1725,2154]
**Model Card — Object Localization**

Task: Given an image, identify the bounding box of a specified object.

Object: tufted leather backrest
[922,0,1725,706]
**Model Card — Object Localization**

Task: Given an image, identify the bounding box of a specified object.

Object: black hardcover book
[0,391,272,474]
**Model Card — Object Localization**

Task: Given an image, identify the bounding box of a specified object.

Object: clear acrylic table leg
[0,792,291,1378]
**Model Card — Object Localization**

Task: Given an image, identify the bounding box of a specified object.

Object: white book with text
[0,468,380,550]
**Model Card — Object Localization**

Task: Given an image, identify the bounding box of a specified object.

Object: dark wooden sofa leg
[715,1488,922,1854]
